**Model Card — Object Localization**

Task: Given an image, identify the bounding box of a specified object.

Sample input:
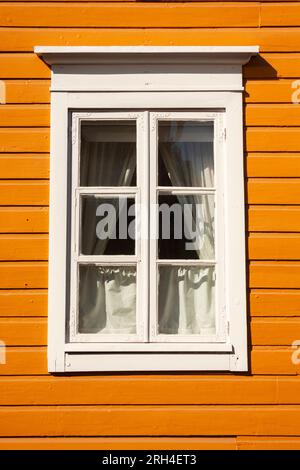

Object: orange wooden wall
[1,0,300,451]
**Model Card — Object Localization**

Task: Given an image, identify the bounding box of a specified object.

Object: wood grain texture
[0,4,260,27]
[2,28,300,53]
[248,206,300,232]
[251,318,300,345]
[3,80,50,104]
[0,347,47,375]
[250,289,300,316]
[0,234,48,260]
[245,54,300,79]
[237,437,300,450]
[245,80,298,103]
[0,128,49,152]
[0,105,49,126]
[1,376,300,406]
[248,233,300,260]
[0,318,47,346]
[261,4,300,27]
[0,54,49,79]
[0,290,47,316]
[246,128,300,152]
[246,155,300,177]
[0,437,237,451]
[0,262,48,288]
[250,262,300,288]
[251,348,300,375]
[0,181,48,205]
[247,179,300,204]
[1,405,300,437]
[0,208,49,233]
[245,105,300,126]
[0,155,49,179]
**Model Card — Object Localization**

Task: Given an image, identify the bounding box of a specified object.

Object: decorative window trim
[35,46,259,373]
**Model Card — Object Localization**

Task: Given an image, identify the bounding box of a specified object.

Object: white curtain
[79,139,137,334]
[79,266,136,334]
[158,141,216,335]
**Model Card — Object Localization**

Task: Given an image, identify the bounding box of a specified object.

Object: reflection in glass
[158,194,215,260]
[158,265,215,335]
[80,121,136,186]
[79,265,136,334]
[81,196,135,256]
[158,121,214,187]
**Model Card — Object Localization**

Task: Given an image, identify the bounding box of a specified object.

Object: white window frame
[70,111,148,344]
[35,46,259,372]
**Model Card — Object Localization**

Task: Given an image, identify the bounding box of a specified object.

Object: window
[36,46,259,372]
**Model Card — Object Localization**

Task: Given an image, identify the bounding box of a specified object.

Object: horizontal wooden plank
[0,290,47,317]
[248,233,300,260]
[0,347,298,376]
[251,318,300,346]
[0,155,49,179]
[248,206,300,232]
[246,155,300,177]
[3,80,50,104]
[246,128,300,152]
[250,262,300,288]
[245,80,299,103]
[0,129,49,152]
[248,179,300,204]
[0,105,49,126]
[1,404,300,437]
[0,347,47,375]
[0,181,48,205]
[0,0,294,2]
[237,437,300,450]
[0,54,49,79]
[0,4,260,27]
[245,54,300,79]
[250,289,300,316]
[1,317,296,347]
[245,105,300,126]
[251,348,300,375]
[2,28,300,53]
[0,437,237,451]
[261,4,300,27]
[0,318,46,346]
[0,235,48,260]
[0,262,47,288]
[0,207,48,233]
[2,375,300,406]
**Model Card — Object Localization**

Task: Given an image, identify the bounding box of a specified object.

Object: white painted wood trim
[65,352,231,372]
[35,46,259,66]
[43,46,255,372]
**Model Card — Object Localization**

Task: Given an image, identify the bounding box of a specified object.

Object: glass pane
[158,121,214,187]
[158,194,215,260]
[81,196,135,256]
[158,265,215,335]
[79,265,136,334]
[80,120,136,186]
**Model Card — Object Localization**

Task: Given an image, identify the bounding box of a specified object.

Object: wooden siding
[0,0,300,451]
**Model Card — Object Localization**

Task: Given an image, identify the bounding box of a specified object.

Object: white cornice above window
[34,45,259,92]
[35,45,259,65]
